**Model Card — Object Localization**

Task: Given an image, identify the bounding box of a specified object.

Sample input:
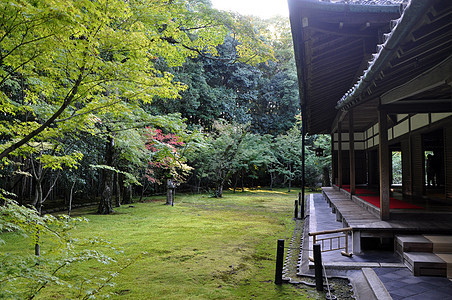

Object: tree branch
[0,66,86,160]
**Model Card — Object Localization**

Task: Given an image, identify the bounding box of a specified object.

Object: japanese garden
[4,0,450,298]
[0,0,329,298]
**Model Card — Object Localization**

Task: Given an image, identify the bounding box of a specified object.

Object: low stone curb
[362,268,392,300]
[308,261,406,270]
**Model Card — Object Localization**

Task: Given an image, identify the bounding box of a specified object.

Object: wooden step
[423,235,452,253]
[395,235,433,255]
[403,252,447,277]
[435,253,452,279]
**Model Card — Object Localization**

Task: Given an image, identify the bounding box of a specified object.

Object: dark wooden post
[401,138,412,196]
[299,192,305,218]
[275,239,284,285]
[338,122,343,189]
[301,105,306,210]
[444,127,452,202]
[294,200,299,219]
[412,134,424,197]
[378,109,390,220]
[349,109,355,196]
[331,133,336,186]
[313,243,323,291]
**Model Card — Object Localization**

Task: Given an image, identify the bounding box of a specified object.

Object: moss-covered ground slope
[3,189,318,299]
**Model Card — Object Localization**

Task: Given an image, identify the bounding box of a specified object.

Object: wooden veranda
[289,0,452,221]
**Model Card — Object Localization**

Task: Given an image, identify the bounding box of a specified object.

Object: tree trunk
[115,172,121,207]
[216,182,223,198]
[123,185,132,204]
[322,166,331,187]
[139,181,149,202]
[98,135,114,214]
[288,164,292,193]
[20,175,27,205]
[270,170,274,191]
[233,173,239,193]
[35,230,41,257]
[68,181,75,217]
[119,174,125,202]
[34,179,43,257]
[241,169,244,192]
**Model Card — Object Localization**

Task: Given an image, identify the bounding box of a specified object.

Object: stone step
[403,252,447,277]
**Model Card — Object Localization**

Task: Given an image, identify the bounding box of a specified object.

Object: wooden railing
[308,227,353,260]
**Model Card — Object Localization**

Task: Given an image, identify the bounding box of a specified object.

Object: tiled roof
[319,0,406,5]
[336,0,436,110]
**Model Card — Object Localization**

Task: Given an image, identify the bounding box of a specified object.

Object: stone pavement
[373,267,452,300]
[307,193,452,300]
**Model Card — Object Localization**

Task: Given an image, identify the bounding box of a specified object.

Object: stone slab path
[308,193,452,299]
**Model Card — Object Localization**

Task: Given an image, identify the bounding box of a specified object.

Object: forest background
[0,0,331,215]
[0,0,333,298]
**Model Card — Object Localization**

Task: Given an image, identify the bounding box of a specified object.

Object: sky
[210,0,289,19]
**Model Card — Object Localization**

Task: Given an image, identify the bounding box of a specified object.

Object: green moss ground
[2,188,319,299]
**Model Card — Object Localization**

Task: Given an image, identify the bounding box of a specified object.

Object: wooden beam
[331,110,347,134]
[381,101,452,113]
[378,109,390,220]
[349,110,356,196]
[381,56,452,105]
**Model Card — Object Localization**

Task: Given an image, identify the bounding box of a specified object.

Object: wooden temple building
[289,0,452,276]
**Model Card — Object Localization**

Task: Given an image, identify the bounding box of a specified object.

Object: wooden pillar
[411,134,424,197]
[331,133,336,186]
[349,110,356,196]
[378,109,390,220]
[368,150,374,187]
[338,122,343,188]
[444,127,452,202]
[401,138,412,196]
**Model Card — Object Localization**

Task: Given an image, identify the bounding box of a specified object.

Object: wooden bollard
[294,200,299,219]
[299,192,305,218]
[275,239,284,285]
[313,243,323,291]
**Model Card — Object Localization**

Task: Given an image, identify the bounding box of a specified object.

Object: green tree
[274,125,303,191]
[0,0,273,162]
[0,0,274,216]
[0,197,127,299]
[251,17,300,135]
[191,120,247,197]
[231,133,275,191]
[305,134,331,188]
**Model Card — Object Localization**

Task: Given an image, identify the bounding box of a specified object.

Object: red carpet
[343,188,376,195]
[334,185,424,209]
[359,195,424,209]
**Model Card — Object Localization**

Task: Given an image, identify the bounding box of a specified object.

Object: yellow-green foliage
[0,0,274,164]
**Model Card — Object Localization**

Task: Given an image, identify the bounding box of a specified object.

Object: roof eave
[336,0,436,111]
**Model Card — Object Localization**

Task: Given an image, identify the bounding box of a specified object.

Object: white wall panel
[411,114,429,131]
[394,120,409,138]
[431,113,452,123]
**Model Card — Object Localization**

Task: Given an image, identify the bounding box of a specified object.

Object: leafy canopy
[0,0,274,163]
